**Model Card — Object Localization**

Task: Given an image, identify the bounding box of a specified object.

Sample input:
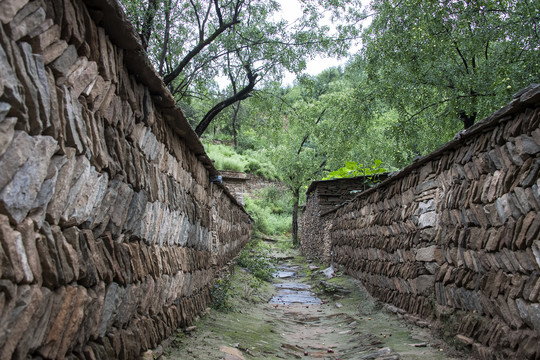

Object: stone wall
[0,0,252,359]
[305,85,540,359]
[300,175,389,262]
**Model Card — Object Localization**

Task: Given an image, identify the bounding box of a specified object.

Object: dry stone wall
[0,0,252,359]
[300,175,390,262]
[305,86,540,359]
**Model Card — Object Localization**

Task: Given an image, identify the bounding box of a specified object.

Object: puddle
[270,264,321,305]
[274,270,296,278]
[269,283,322,305]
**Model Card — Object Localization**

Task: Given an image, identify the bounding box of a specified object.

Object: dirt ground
[159,242,468,360]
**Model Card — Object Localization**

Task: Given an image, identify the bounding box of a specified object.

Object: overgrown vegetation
[211,239,277,311]
[244,186,292,237]
[237,240,276,282]
[203,141,280,180]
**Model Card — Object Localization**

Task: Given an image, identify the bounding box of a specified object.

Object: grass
[202,141,280,180]
[244,186,292,237]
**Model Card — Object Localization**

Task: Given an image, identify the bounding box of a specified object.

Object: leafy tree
[121,0,365,136]
[259,71,366,244]
[361,0,539,137]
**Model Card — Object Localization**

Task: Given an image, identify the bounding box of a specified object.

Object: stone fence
[300,85,540,359]
[0,0,252,359]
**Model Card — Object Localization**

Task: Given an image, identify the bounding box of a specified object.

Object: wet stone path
[163,246,465,360]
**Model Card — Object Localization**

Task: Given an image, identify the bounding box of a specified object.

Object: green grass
[202,141,280,180]
[244,186,292,236]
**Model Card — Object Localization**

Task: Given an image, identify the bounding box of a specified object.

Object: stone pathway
[161,245,466,360]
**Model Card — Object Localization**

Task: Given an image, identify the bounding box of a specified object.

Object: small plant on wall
[323,160,387,190]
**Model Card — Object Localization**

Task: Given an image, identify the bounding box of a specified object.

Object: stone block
[418,211,438,229]
[9,3,46,41]
[516,134,540,155]
[29,22,59,52]
[0,117,17,159]
[0,285,42,359]
[515,298,540,331]
[0,0,29,24]
[0,215,33,283]
[50,45,78,75]
[42,40,68,64]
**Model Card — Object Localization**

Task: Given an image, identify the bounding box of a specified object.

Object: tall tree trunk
[292,188,300,246]
[141,0,159,50]
[232,102,240,149]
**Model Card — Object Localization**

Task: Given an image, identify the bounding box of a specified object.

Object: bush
[244,186,292,236]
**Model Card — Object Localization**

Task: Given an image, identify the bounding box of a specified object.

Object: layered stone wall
[304,86,540,359]
[0,0,252,359]
[300,175,389,261]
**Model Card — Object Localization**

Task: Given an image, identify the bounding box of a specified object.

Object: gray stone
[9,5,46,41]
[495,194,513,224]
[0,117,16,158]
[516,135,540,155]
[532,240,540,269]
[99,282,125,337]
[418,211,438,229]
[0,134,57,224]
[515,298,540,331]
[28,155,67,227]
[0,102,10,121]
[61,156,91,226]
[45,149,76,224]
[50,45,78,75]
[416,245,438,262]
[0,26,25,116]
[415,275,435,296]
[0,0,29,24]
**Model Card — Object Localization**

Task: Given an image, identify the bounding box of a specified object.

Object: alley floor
[157,241,467,360]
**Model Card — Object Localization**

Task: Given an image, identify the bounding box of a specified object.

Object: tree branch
[194,65,258,136]
[163,11,241,85]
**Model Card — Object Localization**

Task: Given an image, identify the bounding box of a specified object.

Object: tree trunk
[141,0,159,50]
[232,102,240,149]
[292,188,300,246]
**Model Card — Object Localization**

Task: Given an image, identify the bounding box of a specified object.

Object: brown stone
[0,285,42,359]
[0,214,33,283]
[42,40,68,64]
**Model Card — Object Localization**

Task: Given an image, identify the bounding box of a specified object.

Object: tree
[258,70,365,244]
[361,0,539,136]
[121,0,365,136]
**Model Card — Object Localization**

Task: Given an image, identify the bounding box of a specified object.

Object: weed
[211,276,233,311]
[237,241,276,282]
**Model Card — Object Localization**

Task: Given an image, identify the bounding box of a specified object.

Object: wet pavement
[270,264,322,305]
